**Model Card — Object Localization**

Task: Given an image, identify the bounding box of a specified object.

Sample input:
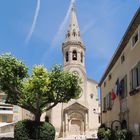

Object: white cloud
[26,0,41,44]
[51,0,76,47]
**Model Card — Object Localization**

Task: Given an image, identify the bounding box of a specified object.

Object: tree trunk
[35,112,41,140]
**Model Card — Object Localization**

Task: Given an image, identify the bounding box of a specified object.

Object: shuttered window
[131,62,140,90]
[106,92,112,110]
[120,75,127,99]
[103,93,112,112]
[103,97,107,112]
[2,116,8,122]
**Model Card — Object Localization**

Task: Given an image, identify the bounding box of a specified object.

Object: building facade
[42,3,100,139]
[0,91,34,125]
[99,8,140,140]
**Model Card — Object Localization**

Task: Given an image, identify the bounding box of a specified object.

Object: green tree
[0,53,81,122]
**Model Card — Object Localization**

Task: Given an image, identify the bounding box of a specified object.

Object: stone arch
[72,50,77,60]
[73,29,77,37]
[65,51,69,62]
[81,52,83,63]
[68,112,85,135]
[67,31,70,38]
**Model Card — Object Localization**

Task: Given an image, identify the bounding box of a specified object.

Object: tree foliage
[0,53,81,122]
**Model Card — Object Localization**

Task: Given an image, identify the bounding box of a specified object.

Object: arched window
[65,52,69,62]
[81,52,83,63]
[73,29,76,37]
[72,50,77,60]
[67,31,70,38]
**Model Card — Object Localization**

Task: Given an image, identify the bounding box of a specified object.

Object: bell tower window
[72,50,77,60]
[67,31,70,38]
[81,52,83,63]
[73,29,76,37]
[65,52,69,62]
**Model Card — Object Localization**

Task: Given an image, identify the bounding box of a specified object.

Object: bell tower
[62,2,86,77]
[62,2,87,101]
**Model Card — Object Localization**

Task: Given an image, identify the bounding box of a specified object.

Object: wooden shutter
[103,97,106,112]
[124,75,127,98]
[109,92,112,109]
[133,67,137,89]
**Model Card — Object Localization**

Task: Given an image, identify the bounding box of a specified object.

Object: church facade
[43,3,100,139]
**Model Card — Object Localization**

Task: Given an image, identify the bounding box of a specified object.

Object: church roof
[87,78,98,85]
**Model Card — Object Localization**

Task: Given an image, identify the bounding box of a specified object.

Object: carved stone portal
[63,102,88,137]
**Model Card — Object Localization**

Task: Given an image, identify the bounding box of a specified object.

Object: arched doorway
[63,102,88,137]
[70,120,82,135]
[69,112,84,136]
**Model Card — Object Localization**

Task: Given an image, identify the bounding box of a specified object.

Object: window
[73,29,76,37]
[81,52,83,63]
[132,31,139,47]
[131,62,140,90]
[72,50,77,60]
[108,74,112,81]
[65,52,69,62]
[106,92,112,110]
[120,75,127,99]
[13,106,18,113]
[104,81,106,87]
[121,54,125,63]
[67,31,70,38]
[2,116,8,122]
[103,93,112,113]
[103,97,107,112]
[90,93,93,99]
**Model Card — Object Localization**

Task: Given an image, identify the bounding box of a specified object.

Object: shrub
[115,129,133,140]
[97,124,115,140]
[97,124,133,140]
[14,120,29,140]
[14,120,55,140]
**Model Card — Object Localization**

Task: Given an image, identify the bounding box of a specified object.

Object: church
[43,2,100,139]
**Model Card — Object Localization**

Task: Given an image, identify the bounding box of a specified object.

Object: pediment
[64,102,88,111]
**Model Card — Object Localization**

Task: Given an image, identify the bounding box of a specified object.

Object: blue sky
[0,0,139,82]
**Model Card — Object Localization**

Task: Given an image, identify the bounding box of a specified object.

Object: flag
[111,89,116,100]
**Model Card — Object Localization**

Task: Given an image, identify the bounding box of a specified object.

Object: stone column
[69,51,72,61]
[65,113,68,137]
[77,52,81,62]
[85,113,88,133]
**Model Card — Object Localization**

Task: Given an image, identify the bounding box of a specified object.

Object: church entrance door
[70,120,81,135]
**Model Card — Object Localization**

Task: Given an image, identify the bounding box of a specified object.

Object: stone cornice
[62,41,85,50]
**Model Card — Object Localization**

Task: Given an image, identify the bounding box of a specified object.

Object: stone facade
[41,3,100,139]
[99,8,140,140]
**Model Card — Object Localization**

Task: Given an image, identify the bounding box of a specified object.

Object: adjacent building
[99,7,140,140]
[41,3,100,139]
[0,91,34,125]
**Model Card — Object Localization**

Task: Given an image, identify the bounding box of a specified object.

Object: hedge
[14,120,55,140]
